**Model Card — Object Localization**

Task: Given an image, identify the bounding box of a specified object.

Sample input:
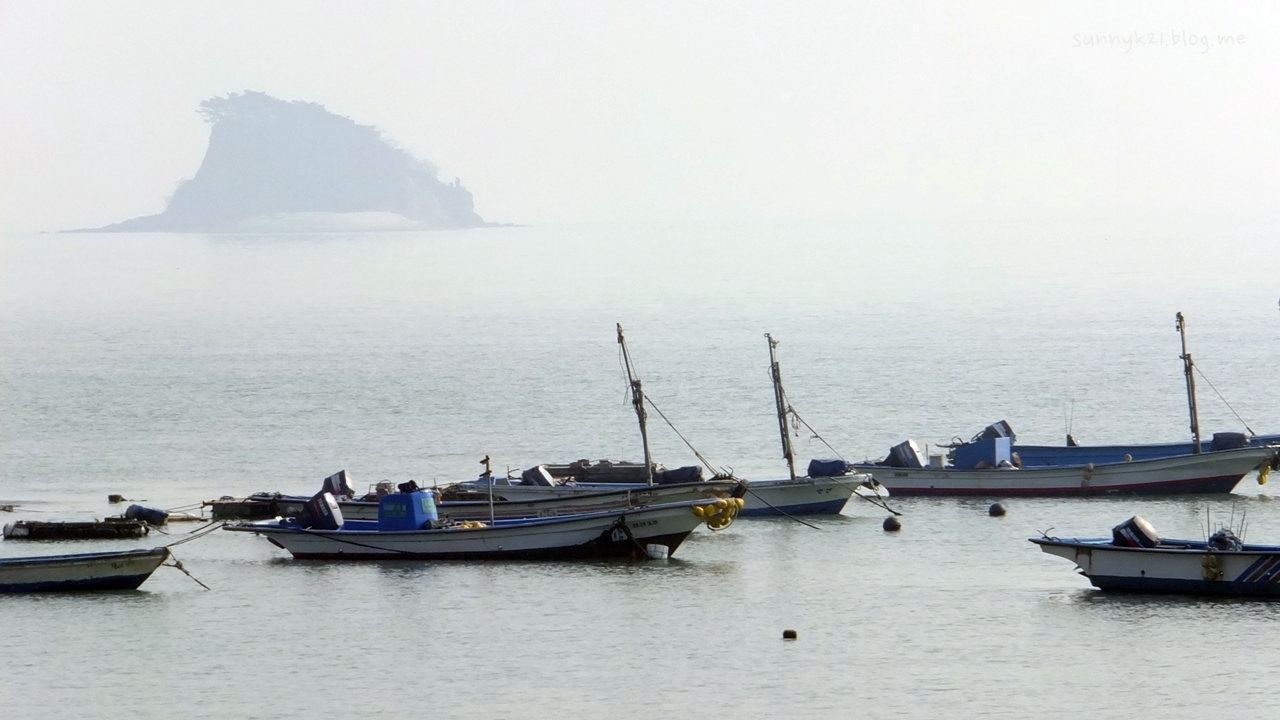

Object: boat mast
[766,334,797,481]
[1176,312,1202,453]
[617,324,655,486]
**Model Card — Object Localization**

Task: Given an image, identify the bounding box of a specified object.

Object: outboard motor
[1112,516,1159,548]
[973,420,1015,443]
[880,440,924,468]
[296,492,344,530]
[321,469,355,498]
[521,465,556,486]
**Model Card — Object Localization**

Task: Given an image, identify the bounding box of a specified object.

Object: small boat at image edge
[1033,516,1280,596]
[0,547,169,593]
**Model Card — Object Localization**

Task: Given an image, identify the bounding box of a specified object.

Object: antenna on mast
[617,324,655,486]
[766,334,797,481]
[1176,312,1202,454]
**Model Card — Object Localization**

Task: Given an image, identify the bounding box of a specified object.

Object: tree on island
[77,91,488,232]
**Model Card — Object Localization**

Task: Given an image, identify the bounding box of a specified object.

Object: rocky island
[78,91,488,233]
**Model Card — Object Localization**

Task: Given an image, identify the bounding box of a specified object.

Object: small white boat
[738,475,861,516]
[226,495,737,560]
[0,547,169,593]
[1033,517,1280,596]
[855,445,1275,496]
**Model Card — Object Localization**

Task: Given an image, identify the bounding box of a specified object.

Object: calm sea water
[2,221,1279,718]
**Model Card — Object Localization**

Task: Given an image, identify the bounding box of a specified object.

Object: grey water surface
[2,222,1279,718]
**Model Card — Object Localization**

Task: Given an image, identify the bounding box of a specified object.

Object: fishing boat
[965,315,1280,468]
[207,475,738,521]
[854,442,1275,496]
[946,420,1280,469]
[225,488,739,560]
[1033,516,1280,596]
[0,547,169,593]
[733,334,877,517]
[434,326,743,504]
[437,459,730,503]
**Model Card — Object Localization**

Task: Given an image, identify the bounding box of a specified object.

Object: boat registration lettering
[630,519,658,529]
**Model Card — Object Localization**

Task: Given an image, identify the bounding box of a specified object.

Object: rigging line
[165,520,226,547]
[787,407,845,461]
[641,392,721,471]
[827,476,903,516]
[741,486,821,529]
[1193,365,1256,436]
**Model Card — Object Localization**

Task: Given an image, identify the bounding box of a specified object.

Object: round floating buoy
[782,629,798,640]
[883,516,901,532]
[989,502,1006,517]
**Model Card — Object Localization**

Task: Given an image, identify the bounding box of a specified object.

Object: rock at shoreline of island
[72,91,489,233]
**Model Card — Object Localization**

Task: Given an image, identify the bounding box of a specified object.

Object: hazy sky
[1,1,1277,232]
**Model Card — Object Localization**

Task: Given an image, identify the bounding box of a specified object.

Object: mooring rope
[163,551,210,590]
[828,475,903,516]
[166,520,225,547]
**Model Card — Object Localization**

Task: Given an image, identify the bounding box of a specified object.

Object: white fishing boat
[1033,516,1280,595]
[0,547,169,593]
[734,334,880,516]
[226,491,738,560]
[854,445,1275,496]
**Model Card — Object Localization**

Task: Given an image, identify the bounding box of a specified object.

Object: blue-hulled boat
[0,547,169,593]
[958,313,1279,469]
[1013,432,1280,467]
[956,420,1280,468]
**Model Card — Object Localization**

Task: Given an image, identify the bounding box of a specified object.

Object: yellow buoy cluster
[451,520,488,529]
[1259,463,1270,486]
[692,497,744,530]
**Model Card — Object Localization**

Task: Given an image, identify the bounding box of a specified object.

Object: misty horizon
[3,2,1278,234]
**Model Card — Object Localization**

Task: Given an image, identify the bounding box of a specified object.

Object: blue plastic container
[953,437,1012,469]
[378,491,439,531]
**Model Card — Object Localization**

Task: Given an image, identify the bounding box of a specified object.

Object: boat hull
[737,476,863,516]
[227,501,713,560]
[1014,434,1280,467]
[0,547,169,593]
[855,447,1274,496]
[1033,537,1280,596]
